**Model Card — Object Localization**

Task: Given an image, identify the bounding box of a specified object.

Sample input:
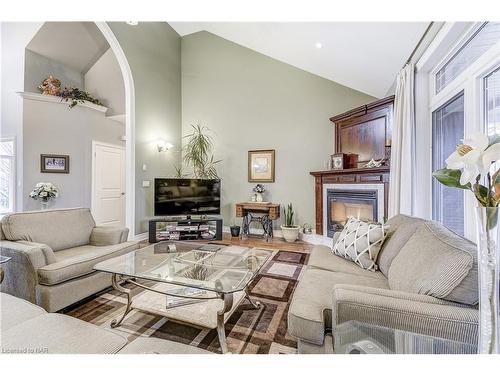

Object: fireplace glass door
[327,189,378,237]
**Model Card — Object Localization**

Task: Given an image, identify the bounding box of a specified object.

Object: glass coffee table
[94,241,273,353]
[334,321,477,354]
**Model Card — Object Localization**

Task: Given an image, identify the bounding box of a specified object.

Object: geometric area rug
[65,250,309,354]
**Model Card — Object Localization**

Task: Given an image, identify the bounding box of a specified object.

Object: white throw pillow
[332,217,388,271]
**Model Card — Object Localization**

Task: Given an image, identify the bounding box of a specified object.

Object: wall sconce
[157,139,173,152]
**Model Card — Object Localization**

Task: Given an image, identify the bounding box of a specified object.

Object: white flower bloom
[445,132,498,185]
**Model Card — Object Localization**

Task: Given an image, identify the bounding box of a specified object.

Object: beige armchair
[0,208,139,312]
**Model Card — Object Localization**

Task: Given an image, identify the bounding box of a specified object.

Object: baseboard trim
[133,232,149,242]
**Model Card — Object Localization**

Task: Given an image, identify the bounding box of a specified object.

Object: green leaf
[432,168,471,189]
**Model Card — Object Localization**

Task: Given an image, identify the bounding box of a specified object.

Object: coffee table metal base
[109,274,261,353]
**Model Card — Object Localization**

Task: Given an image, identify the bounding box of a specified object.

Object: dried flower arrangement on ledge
[38,76,103,109]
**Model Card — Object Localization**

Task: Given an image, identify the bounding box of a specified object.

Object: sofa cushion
[0,313,127,354]
[388,221,478,305]
[37,241,139,286]
[308,245,387,281]
[1,208,96,252]
[118,337,211,354]
[288,268,389,346]
[90,226,128,246]
[0,292,46,328]
[377,214,426,277]
[332,217,388,271]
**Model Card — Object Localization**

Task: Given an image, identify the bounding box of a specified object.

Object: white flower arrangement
[29,182,59,202]
[433,132,499,208]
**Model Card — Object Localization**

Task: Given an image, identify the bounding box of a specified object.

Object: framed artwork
[40,154,69,174]
[248,149,275,182]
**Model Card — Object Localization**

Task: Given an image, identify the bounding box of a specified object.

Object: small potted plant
[253,184,265,202]
[281,203,300,242]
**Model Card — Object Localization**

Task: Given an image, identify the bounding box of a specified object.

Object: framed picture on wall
[40,154,70,174]
[248,149,275,182]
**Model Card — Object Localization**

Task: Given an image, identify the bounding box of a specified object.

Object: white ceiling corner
[169,22,430,98]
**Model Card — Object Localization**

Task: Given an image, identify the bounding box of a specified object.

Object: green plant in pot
[183,124,221,179]
[281,203,300,242]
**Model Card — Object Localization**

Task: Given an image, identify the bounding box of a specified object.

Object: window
[0,139,15,214]
[484,67,500,136]
[436,22,500,94]
[484,67,500,175]
[432,93,465,235]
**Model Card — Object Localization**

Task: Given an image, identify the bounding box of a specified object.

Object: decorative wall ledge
[17,92,108,114]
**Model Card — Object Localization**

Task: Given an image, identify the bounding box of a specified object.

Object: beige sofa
[0,208,139,312]
[288,214,479,354]
[0,292,208,354]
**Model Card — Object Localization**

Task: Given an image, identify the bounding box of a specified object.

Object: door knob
[121,192,125,196]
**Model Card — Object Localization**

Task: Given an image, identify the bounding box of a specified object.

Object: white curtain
[388,63,416,218]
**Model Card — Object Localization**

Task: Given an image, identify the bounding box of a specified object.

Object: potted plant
[230,221,241,237]
[183,124,221,179]
[281,203,300,242]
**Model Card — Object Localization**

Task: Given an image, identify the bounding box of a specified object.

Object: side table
[0,255,12,284]
[235,202,280,241]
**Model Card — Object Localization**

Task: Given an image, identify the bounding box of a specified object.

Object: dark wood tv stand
[148,216,223,243]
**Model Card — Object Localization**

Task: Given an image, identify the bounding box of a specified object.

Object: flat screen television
[154,178,221,217]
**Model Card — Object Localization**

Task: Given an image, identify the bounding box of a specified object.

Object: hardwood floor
[212,233,314,253]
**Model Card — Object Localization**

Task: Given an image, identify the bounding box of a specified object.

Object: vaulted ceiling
[26,22,109,73]
[169,22,430,98]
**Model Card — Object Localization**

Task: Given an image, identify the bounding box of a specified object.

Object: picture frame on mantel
[248,149,275,182]
[40,154,69,174]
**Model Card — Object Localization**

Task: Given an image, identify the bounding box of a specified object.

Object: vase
[256,192,263,202]
[40,200,49,210]
[475,206,499,354]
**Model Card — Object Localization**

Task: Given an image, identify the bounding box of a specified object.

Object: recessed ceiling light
[315,42,323,49]
[126,21,139,26]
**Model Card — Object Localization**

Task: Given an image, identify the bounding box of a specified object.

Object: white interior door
[92,142,125,227]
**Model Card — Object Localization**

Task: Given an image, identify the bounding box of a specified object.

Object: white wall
[84,48,125,116]
[108,22,182,235]
[24,49,84,93]
[0,22,43,212]
[23,99,124,210]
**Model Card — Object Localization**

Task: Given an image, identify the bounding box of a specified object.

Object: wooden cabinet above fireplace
[331,95,394,165]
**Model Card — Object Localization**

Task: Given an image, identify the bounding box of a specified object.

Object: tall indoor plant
[433,132,500,354]
[182,124,221,179]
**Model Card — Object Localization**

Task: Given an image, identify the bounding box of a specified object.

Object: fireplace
[322,183,385,238]
[326,189,378,237]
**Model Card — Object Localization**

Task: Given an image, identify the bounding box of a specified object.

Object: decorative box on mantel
[310,95,394,236]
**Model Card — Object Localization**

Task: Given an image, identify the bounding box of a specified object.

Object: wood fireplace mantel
[310,95,395,236]
[310,166,390,235]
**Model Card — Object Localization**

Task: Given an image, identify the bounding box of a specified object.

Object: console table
[235,202,280,241]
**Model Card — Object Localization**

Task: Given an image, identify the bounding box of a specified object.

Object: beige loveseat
[0,292,208,354]
[0,208,139,312]
[288,214,479,354]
